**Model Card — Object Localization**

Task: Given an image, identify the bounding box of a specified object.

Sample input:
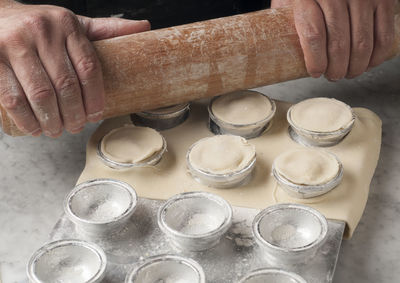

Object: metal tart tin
[131,103,190,131]
[287,103,355,147]
[97,130,167,169]
[125,254,205,283]
[252,203,328,265]
[64,179,137,237]
[238,268,307,283]
[186,137,256,189]
[27,239,107,283]
[208,91,276,139]
[158,191,233,251]
[272,152,343,199]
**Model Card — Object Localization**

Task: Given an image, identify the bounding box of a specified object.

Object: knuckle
[54,75,78,93]
[328,39,346,55]
[23,13,50,36]
[0,92,24,111]
[56,8,79,34]
[2,31,25,49]
[28,87,54,103]
[302,26,324,45]
[76,55,99,76]
[353,35,373,53]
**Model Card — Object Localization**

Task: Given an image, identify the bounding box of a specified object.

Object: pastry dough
[188,135,256,174]
[290,98,353,132]
[212,90,273,125]
[100,125,163,163]
[274,149,340,185]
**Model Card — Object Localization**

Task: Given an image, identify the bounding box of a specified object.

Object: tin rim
[64,178,137,225]
[238,268,307,283]
[97,133,167,169]
[252,203,328,253]
[27,239,107,283]
[158,191,233,240]
[186,136,256,180]
[271,151,343,198]
[208,91,276,129]
[125,254,205,283]
[136,103,190,119]
[287,103,355,139]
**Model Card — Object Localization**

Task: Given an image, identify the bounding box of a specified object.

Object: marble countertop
[1,58,399,283]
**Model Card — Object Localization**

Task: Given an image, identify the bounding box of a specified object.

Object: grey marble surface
[0,58,399,283]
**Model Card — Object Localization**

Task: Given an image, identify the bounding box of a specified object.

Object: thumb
[78,16,151,41]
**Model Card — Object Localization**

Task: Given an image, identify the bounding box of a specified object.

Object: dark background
[22,0,271,29]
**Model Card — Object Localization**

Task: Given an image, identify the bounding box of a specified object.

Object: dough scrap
[290,97,353,132]
[101,125,164,163]
[274,149,340,185]
[212,90,273,125]
[189,135,256,174]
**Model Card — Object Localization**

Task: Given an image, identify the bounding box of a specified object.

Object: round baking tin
[272,152,343,199]
[208,92,276,139]
[64,179,137,237]
[158,191,233,251]
[125,254,205,283]
[287,103,355,147]
[97,131,167,169]
[27,239,107,283]
[238,268,307,283]
[186,137,256,189]
[131,103,190,131]
[252,203,328,265]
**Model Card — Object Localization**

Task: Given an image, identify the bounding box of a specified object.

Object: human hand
[0,1,150,137]
[271,0,395,81]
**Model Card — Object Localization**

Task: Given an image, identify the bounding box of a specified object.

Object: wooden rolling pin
[1,7,400,136]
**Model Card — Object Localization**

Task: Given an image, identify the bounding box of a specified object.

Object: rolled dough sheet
[77,100,382,238]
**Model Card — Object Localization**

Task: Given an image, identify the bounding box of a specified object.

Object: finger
[64,19,105,122]
[346,0,375,78]
[0,63,41,136]
[293,0,327,78]
[368,0,395,68]
[78,16,151,41]
[37,41,86,133]
[8,50,63,137]
[317,0,351,81]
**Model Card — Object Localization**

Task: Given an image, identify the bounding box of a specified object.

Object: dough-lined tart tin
[186,136,257,189]
[131,103,190,131]
[208,91,276,139]
[157,191,233,251]
[97,130,167,169]
[64,179,138,237]
[125,254,205,283]
[27,239,107,283]
[238,268,307,283]
[272,151,344,199]
[252,203,329,265]
[287,102,356,147]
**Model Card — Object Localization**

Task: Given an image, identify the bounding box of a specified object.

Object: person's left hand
[271,0,396,81]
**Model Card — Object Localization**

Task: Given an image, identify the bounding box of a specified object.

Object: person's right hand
[0,1,150,137]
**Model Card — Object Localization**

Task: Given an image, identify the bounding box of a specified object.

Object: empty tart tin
[208,90,276,139]
[125,254,205,283]
[131,103,190,131]
[158,191,233,251]
[187,135,256,189]
[64,179,137,237]
[238,268,307,283]
[97,125,167,169]
[272,149,343,199]
[287,97,355,147]
[252,203,328,265]
[27,239,107,283]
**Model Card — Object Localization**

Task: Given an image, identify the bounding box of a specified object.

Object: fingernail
[87,111,103,123]
[70,126,85,134]
[310,73,322,78]
[366,67,372,72]
[31,128,42,136]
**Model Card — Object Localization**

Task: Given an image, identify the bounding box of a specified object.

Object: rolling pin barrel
[1,8,400,136]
